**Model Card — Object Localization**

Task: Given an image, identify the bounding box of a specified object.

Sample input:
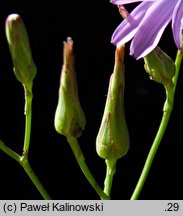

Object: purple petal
[111,2,153,46]
[172,0,183,50]
[110,0,157,5]
[130,0,177,59]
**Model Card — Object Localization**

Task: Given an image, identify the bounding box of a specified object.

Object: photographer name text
[3,202,104,213]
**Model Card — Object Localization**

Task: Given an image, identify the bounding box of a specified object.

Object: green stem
[0,140,51,200]
[173,50,183,94]
[66,136,110,200]
[0,139,21,162]
[21,86,51,199]
[23,85,33,154]
[0,83,51,200]
[20,154,51,200]
[103,159,116,197]
[131,50,183,200]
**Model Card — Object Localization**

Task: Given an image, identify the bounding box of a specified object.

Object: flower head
[96,45,129,161]
[111,0,183,59]
[144,46,175,85]
[54,37,86,138]
[5,14,37,88]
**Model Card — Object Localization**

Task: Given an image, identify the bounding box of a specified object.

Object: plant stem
[0,140,51,199]
[23,85,33,154]
[131,50,183,200]
[21,85,51,199]
[173,50,183,94]
[66,136,110,200]
[103,159,116,197]
[0,139,21,162]
[20,154,51,200]
[0,83,51,200]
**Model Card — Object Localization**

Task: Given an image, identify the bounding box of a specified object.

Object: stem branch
[103,159,116,197]
[131,50,183,200]
[20,154,51,200]
[67,136,110,200]
[0,139,21,162]
[23,85,33,154]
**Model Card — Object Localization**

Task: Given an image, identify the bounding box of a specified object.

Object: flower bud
[54,37,86,138]
[144,47,175,86]
[96,45,129,161]
[5,14,37,88]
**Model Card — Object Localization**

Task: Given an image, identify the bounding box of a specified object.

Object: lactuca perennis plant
[0,14,51,200]
[0,0,183,199]
[110,0,183,199]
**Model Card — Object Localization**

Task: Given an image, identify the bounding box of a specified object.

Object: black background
[0,1,182,200]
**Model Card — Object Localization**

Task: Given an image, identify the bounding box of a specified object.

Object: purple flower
[110,0,156,4]
[111,0,183,59]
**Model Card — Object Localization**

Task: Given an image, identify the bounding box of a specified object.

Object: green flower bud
[144,47,175,86]
[96,45,129,161]
[54,37,86,138]
[5,14,37,88]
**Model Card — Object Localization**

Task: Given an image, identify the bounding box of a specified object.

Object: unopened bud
[5,14,37,88]
[144,47,175,86]
[54,37,86,138]
[96,45,129,161]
